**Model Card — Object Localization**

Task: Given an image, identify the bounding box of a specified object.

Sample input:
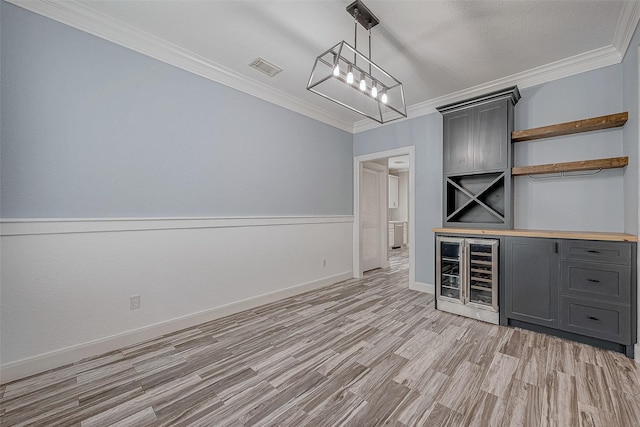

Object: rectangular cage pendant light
[307,1,407,124]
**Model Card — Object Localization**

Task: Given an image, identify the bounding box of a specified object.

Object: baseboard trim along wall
[0,216,354,383]
[0,271,352,384]
[410,281,435,294]
[636,344,640,364]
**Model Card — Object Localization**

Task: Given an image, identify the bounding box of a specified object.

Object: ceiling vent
[249,57,283,77]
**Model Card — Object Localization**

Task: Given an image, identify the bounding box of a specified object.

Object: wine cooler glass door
[466,239,498,311]
[437,237,465,303]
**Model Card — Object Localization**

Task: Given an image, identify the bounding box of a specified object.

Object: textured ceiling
[10,0,640,131]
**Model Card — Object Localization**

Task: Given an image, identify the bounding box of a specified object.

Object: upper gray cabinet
[474,101,509,172]
[438,87,520,229]
[440,89,517,176]
[443,109,473,174]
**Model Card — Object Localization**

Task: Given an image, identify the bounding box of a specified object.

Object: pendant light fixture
[307,0,407,124]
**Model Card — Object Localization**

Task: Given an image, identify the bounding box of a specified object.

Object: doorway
[353,147,416,288]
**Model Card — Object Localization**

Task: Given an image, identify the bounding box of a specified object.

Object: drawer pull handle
[586,316,601,322]
[586,250,601,254]
[587,279,601,283]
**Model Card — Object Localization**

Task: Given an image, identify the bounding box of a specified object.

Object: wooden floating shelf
[512,112,628,142]
[512,156,628,177]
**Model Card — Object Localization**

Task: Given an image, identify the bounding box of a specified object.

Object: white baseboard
[410,281,435,294]
[635,344,640,364]
[0,271,351,384]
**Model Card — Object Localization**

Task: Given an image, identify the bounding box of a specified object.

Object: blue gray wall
[514,65,625,231]
[353,113,443,285]
[2,0,638,287]
[355,64,633,285]
[0,2,353,218]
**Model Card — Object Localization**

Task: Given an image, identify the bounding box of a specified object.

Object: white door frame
[353,146,416,289]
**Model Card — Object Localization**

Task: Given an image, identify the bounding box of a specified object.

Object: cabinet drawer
[561,261,631,303]
[560,240,631,265]
[560,297,631,344]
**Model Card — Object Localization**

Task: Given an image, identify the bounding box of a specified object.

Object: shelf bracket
[526,168,604,180]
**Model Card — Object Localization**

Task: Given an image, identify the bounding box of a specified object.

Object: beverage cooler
[436,236,499,324]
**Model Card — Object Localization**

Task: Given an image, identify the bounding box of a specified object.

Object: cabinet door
[443,110,473,175]
[560,297,631,344]
[505,237,559,328]
[388,175,399,208]
[437,237,465,304]
[473,100,508,172]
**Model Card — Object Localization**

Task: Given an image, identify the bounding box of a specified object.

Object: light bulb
[359,74,366,91]
[372,85,378,98]
[333,64,340,77]
[346,69,354,84]
[381,92,388,104]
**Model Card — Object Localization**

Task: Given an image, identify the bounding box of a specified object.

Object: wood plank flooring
[2,248,640,426]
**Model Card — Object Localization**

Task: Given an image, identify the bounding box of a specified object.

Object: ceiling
[10,0,640,132]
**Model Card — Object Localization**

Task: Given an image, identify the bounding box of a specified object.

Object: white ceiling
[10,0,640,132]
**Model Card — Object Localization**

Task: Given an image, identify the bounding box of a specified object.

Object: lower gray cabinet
[504,237,559,328]
[504,236,637,356]
[560,296,631,344]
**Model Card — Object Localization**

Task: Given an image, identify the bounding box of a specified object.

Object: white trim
[354,147,416,287]
[7,0,637,135]
[614,0,640,58]
[5,0,354,133]
[354,45,622,133]
[635,344,640,364]
[410,281,435,294]
[0,271,352,384]
[0,215,354,236]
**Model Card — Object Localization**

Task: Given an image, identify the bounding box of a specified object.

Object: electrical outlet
[130,295,141,310]
[322,259,327,268]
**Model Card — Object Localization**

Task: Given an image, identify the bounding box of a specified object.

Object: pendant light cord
[353,9,358,65]
[368,24,372,75]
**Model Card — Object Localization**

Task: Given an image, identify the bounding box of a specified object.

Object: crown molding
[353,45,622,133]
[613,0,640,59]
[6,0,354,133]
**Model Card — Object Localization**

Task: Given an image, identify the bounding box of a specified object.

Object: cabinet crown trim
[436,86,521,113]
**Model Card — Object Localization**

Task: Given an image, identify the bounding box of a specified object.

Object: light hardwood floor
[1,248,640,426]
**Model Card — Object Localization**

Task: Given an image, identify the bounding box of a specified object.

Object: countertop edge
[432,228,638,242]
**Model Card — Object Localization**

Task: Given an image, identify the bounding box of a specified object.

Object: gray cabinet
[474,101,509,172]
[443,109,473,175]
[504,236,637,357]
[438,87,520,229]
[443,101,509,175]
[505,237,559,328]
[560,297,631,344]
[558,239,635,347]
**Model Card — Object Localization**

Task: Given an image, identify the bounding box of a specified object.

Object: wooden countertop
[432,228,638,242]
